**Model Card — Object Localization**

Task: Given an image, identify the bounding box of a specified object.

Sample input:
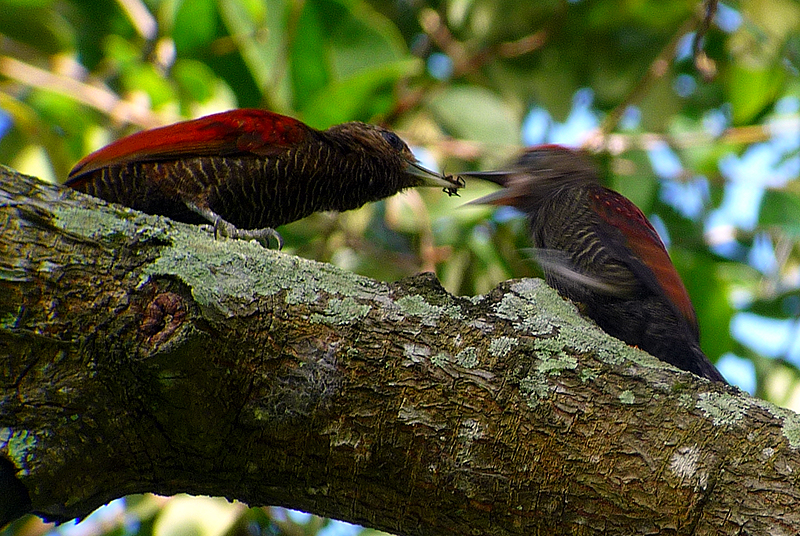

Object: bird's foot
[186,202,284,249]
[214,220,284,249]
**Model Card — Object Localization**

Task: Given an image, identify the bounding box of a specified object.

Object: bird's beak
[459,170,523,207]
[458,170,513,187]
[462,189,519,207]
[405,160,465,195]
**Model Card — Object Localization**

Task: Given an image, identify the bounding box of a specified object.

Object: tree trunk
[1,167,799,535]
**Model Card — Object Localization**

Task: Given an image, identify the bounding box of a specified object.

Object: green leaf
[23,91,89,179]
[301,58,421,126]
[173,60,218,104]
[748,291,800,319]
[730,0,800,68]
[637,75,682,132]
[322,0,406,78]
[291,0,411,115]
[759,189,800,236]
[428,86,521,147]
[290,0,330,106]
[671,249,736,360]
[0,6,74,54]
[0,0,55,6]
[173,0,218,53]
[727,64,785,125]
[120,64,176,108]
[102,34,141,67]
[217,0,291,111]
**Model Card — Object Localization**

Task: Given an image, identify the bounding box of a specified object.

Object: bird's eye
[382,131,406,151]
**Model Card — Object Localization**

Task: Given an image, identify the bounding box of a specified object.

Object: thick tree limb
[1,167,800,535]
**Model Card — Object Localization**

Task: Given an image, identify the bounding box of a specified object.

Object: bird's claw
[213,219,284,249]
[187,201,284,249]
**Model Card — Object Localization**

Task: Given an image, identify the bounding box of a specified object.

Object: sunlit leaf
[120,64,176,108]
[323,0,407,78]
[301,58,421,126]
[428,86,521,147]
[727,63,785,125]
[102,34,143,66]
[173,60,218,105]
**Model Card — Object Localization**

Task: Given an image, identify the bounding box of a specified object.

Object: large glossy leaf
[172,60,231,112]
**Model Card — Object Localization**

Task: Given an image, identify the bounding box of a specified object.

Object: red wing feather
[589,188,699,337]
[67,109,311,181]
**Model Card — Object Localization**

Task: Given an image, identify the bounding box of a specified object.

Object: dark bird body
[465,145,726,383]
[66,109,462,245]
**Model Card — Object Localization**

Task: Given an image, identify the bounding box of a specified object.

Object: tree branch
[1,167,800,534]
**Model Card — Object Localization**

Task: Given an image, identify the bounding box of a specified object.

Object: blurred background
[1,0,799,534]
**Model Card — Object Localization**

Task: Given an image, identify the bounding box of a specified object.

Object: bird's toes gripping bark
[186,201,284,249]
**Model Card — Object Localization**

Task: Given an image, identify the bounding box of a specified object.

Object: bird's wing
[67,109,311,182]
[588,186,700,338]
[523,248,637,297]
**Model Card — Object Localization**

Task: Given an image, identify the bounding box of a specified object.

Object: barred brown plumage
[66,109,463,248]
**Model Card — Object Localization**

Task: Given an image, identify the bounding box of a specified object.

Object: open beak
[457,170,513,187]
[459,170,522,207]
[405,160,465,196]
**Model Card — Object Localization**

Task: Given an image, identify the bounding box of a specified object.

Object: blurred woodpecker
[464,145,726,383]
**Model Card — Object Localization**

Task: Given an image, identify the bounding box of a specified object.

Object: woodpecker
[66,109,463,247]
[464,145,726,383]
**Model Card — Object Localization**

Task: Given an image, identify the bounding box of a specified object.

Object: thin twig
[429,116,799,161]
[0,56,164,128]
[596,18,698,139]
[417,8,548,78]
[693,0,718,81]
[386,8,548,124]
[603,116,800,152]
[115,0,158,42]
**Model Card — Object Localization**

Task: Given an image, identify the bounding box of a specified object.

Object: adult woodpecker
[66,109,463,247]
[464,145,726,383]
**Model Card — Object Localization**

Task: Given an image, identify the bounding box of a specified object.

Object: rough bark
[1,167,800,535]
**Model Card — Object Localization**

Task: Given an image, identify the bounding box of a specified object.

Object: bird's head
[325,122,464,196]
[462,145,599,210]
